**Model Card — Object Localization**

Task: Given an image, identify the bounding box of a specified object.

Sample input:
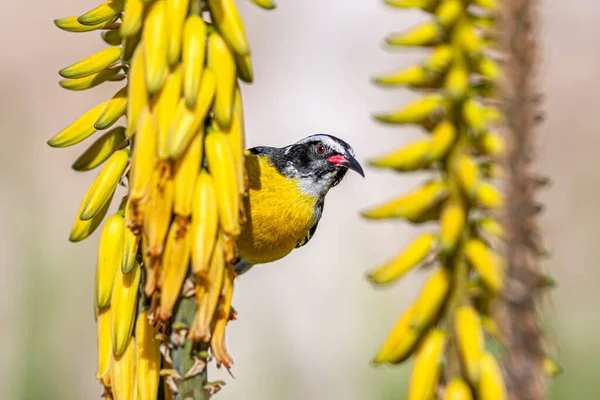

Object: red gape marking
[328,155,346,165]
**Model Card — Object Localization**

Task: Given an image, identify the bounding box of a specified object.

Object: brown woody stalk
[499,0,547,398]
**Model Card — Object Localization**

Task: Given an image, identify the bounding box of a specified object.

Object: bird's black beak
[328,154,365,177]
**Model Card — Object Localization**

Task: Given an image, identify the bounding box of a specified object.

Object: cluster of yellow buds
[364,0,509,398]
[50,0,274,398]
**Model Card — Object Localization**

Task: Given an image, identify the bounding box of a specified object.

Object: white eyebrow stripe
[296,135,353,155]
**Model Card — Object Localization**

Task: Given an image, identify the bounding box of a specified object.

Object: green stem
[172,297,208,400]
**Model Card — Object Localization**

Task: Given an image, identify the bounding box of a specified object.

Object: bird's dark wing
[296,199,324,248]
[234,258,255,275]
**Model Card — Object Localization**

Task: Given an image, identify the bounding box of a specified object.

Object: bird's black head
[255,134,364,197]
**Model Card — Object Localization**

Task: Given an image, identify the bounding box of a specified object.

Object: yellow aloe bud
[159,220,192,320]
[78,0,125,26]
[373,65,432,88]
[191,240,225,341]
[205,130,241,237]
[95,86,128,130]
[428,120,457,160]
[470,14,495,30]
[235,53,254,83]
[454,154,480,198]
[215,85,246,196]
[173,132,202,218]
[153,66,183,159]
[445,378,473,400]
[478,353,507,400]
[100,370,111,389]
[373,304,421,364]
[72,126,126,171]
[410,267,451,330]
[121,201,142,274]
[543,356,563,377]
[455,305,484,384]
[69,185,113,242]
[143,0,168,93]
[121,27,142,62]
[445,54,469,102]
[473,56,500,80]
[136,312,160,400]
[208,31,237,128]
[368,233,437,284]
[80,149,130,220]
[140,234,158,298]
[480,162,504,180]
[408,329,446,400]
[129,106,157,203]
[191,171,219,276]
[370,140,431,171]
[481,315,505,344]
[463,239,503,293]
[439,197,466,253]
[474,0,498,10]
[126,44,148,137]
[374,94,446,125]
[385,0,438,11]
[210,266,235,369]
[386,22,442,47]
[475,182,504,209]
[47,100,111,148]
[111,260,141,356]
[166,0,191,65]
[121,228,141,275]
[112,334,137,400]
[456,21,482,54]
[249,0,277,9]
[208,0,250,55]
[167,69,216,159]
[143,167,174,258]
[362,180,448,222]
[462,98,487,133]
[436,0,462,28]
[478,217,504,239]
[425,44,454,72]
[96,30,121,46]
[59,67,123,91]
[476,132,505,157]
[96,308,112,380]
[59,46,122,79]
[121,0,144,37]
[97,214,125,308]
[182,15,207,107]
[54,15,116,32]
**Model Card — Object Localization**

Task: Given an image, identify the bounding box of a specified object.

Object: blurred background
[1,0,598,399]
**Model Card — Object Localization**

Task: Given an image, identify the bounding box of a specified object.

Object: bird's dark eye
[314,143,326,155]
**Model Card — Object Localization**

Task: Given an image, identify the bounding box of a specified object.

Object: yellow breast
[236,154,318,264]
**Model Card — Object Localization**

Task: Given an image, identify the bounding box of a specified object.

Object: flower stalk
[366,0,509,398]
[50,0,276,398]
[498,0,550,398]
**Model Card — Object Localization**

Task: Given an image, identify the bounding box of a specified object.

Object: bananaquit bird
[235,134,364,275]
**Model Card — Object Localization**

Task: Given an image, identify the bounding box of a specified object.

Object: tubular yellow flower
[50,0,265,397]
[367,1,507,398]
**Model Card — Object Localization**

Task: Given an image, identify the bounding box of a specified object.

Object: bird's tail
[234,258,255,276]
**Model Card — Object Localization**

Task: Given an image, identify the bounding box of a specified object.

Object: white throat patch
[297,171,337,198]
